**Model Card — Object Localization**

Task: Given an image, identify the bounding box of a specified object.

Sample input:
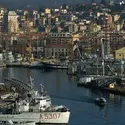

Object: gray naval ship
[0,77,70,125]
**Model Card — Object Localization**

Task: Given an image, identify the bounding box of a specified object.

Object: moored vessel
[42,62,68,70]
[0,77,70,124]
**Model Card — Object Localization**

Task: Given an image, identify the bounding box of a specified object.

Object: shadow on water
[36,123,68,125]
[50,91,108,110]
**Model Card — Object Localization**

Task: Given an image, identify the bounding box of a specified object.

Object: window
[52,52,53,56]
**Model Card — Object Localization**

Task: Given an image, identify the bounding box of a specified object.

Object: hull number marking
[40,113,60,119]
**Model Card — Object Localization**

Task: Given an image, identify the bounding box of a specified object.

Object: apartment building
[8,11,19,33]
[45,32,72,58]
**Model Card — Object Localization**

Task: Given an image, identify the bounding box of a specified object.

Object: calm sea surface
[0,67,125,125]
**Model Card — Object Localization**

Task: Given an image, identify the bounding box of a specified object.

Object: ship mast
[25,23,32,63]
[27,69,34,89]
[101,38,105,76]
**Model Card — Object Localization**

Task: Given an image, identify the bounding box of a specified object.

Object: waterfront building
[1,2,125,60]
[33,10,38,15]
[10,35,24,54]
[115,47,125,60]
[72,34,80,43]
[78,22,87,32]
[45,32,72,58]
[103,14,113,25]
[0,32,47,58]
[113,14,120,22]
[72,34,82,58]
[32,33,47,58]
[109,32,125,53]
[65,22,79,33]
[0,9,7,33]
[114,22,122,31]
[59,13,75,22]
[39,16,46,26]
[79,35,101,56]
[8,11,19,33]
[45,8,51,14]
[45,26,51,33]
[24,10,29,16]
[89,22,101,32]
[0,14,4,32]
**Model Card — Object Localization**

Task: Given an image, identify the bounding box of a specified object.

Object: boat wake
[50,94,94,104]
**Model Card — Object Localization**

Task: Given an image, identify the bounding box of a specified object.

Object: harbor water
[0,67,125,125]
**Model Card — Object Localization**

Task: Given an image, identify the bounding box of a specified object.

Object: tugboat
[94,97,106,107]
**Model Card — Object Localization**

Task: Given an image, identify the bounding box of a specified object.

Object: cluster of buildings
[0,0,125,60]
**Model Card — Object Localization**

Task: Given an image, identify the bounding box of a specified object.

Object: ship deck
[0,99,13,108]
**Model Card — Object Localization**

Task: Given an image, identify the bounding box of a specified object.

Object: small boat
[94,97,106,106]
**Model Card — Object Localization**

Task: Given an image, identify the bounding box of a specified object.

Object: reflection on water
[55,71,60,88]
[109,94,115,102]
[0,68,125,125]
[36,123,68,125]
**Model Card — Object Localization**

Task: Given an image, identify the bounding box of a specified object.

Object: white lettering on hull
[40,113,61,120]
[0,112,70,124]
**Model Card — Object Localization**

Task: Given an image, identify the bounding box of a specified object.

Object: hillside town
[1,1,125,125]
[0,0,124,62]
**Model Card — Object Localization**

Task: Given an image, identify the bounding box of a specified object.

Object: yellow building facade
[114,23,121,31]
[8,11,19,33]
[113,14,120,22]
[72,34,80,44]
[45,8,51,14]
[115,47,125,60]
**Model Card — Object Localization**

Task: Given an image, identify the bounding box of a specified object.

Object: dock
[6,63,23,67]
[78,78,125,96]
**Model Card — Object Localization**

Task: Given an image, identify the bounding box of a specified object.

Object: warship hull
[0,111,70,124]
